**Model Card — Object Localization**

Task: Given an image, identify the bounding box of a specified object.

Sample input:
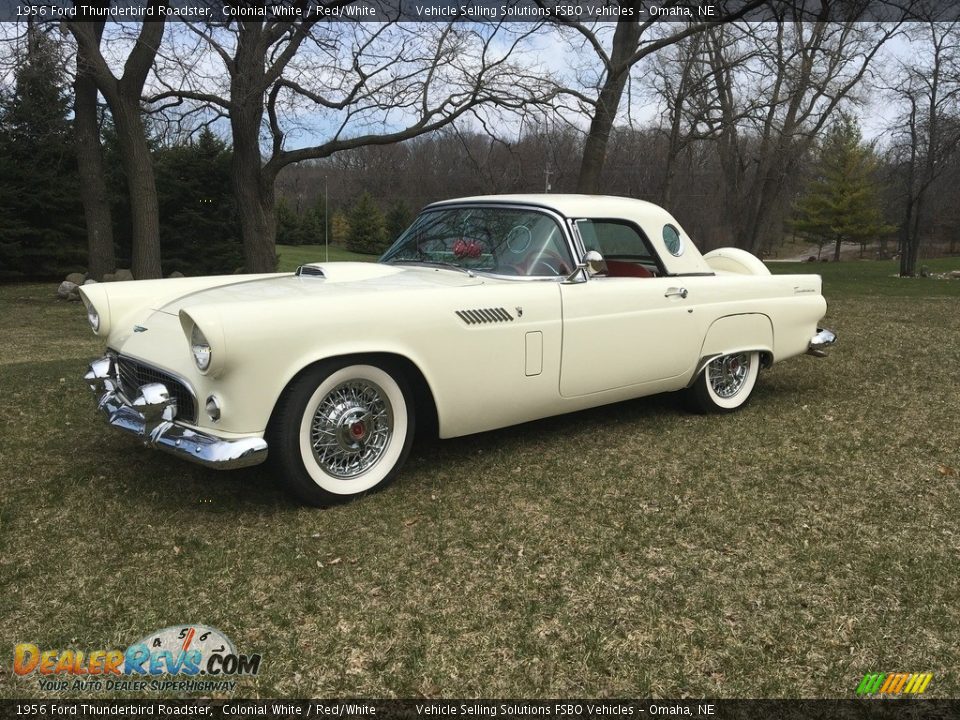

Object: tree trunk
[231,101,276,272]
[67,14,166,280]
[113,98,162,279]
[233,144,277,272]
[230,22,278,273]
[576,19,642,194]
[834,237,842,262]
[73,40,115,280]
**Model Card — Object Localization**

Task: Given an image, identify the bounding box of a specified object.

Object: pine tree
[330,210,350,248]
[275,197,301,246]
[346,193,388,255]
[385,200,412,246]
[790,116,895,261]
[153,128,243,275]
[0,31,85,279]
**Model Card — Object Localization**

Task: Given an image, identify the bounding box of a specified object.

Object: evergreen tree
[346,193,387,255]
[153,128,243,275]
[0,31,85,280]
[790,116,895,261]
[275,197,301,246]
[300,196,328,246]
[276,195,327,246]
[331,210,350,248]
[385,200,412,246]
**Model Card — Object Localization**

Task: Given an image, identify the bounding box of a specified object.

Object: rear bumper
[807,327,837,358]
[84,355,268,470]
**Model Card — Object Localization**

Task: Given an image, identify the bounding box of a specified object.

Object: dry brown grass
[1,264,958,699]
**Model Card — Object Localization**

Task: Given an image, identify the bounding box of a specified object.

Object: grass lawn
[277,244,377,272]
[1,258,959,699]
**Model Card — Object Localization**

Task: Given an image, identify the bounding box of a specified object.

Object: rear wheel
[269,361,415,506]
[686,351,760,413]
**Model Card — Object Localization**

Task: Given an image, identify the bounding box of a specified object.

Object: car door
[559,219,701,398]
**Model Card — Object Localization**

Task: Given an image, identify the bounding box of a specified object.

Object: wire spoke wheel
[707,352,751,399]
[310,379,393,479]
[686,350,761,413]
[270,361,415,506]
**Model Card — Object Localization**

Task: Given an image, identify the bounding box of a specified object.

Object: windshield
[380,206,573,277]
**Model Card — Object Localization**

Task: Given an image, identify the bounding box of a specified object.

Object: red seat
[605,260,653,278]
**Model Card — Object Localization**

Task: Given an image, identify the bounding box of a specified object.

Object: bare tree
[149,17,553,272]
[888,21,960,276]
[71,16,114,280]
[657,15,902,253]
[544,0,765,194]
[66,6,167,279]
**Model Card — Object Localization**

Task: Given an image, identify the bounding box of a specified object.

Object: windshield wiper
[388,260,476,278]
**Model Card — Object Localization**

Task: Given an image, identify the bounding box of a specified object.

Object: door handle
[665,287,688,299]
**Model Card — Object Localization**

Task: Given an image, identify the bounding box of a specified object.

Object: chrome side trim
[85,356,267,470]
[807,327,837,358]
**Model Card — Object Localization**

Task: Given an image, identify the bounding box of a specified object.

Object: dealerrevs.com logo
[13,625,261,693]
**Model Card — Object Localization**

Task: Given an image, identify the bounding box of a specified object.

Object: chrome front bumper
[807,327,837,358]
[84,355,268,470]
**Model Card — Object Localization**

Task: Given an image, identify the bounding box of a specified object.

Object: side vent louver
[456,307,514,325]
[296,265,325,278]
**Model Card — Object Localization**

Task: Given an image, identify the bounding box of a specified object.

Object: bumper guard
[807,327,837,358]
[84,355,268,470]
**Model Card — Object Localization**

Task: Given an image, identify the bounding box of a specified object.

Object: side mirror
[563,250,606,284]
[584,250,606,276]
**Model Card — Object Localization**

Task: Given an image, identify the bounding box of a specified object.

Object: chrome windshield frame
[380,202,582,283]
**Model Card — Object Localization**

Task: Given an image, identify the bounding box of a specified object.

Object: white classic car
[81,194,835,505]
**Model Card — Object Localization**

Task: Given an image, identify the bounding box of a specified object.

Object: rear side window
[576,219,659,265]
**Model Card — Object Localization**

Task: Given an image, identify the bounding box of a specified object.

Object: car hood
[154,262,484,315]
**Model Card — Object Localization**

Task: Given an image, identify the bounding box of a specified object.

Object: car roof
[425,193,714,276]
[426,194,671,221]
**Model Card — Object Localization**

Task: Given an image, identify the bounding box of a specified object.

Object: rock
[114,268,134,281]
[167,271,185,278]
[66,272,86,285]
[102,273,115,282]
[949,270,960,279]
[83,278,98,285]
[57,280,79,300]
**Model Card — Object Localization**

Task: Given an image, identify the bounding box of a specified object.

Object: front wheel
[269,361,415,506]
[685,351,760,413]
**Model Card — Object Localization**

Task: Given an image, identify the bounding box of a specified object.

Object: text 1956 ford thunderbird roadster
[81,194,836,506]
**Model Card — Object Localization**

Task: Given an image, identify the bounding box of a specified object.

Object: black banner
[2,700,960,720]
[1,0,959,24]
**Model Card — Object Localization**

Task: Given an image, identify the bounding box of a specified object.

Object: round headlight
[82,297,100,334]
[87,305,100,334]
[191,325,211,371]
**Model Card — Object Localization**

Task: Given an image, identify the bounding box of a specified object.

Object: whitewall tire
[269,361,415,506]
[686,351,760,413]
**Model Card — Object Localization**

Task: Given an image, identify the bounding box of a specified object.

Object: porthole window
[663,224,684,256]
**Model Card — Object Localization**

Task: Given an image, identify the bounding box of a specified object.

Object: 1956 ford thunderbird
[81,194,836,505]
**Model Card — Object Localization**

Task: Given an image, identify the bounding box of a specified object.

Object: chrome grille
[456,307,514,325]
[116,356,197,423]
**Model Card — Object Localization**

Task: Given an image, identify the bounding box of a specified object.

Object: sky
[0,19,934,148]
